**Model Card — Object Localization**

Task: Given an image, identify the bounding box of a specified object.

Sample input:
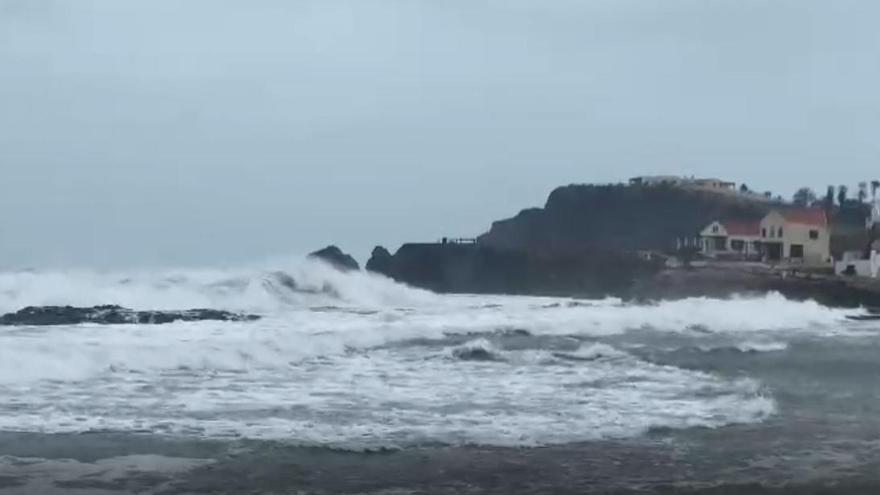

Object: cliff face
[479,184,772,252]
[364,184,875,303]
[367,243,661,297]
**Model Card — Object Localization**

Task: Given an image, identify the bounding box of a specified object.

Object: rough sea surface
[1,261,879,494]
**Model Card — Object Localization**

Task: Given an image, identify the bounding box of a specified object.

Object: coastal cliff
[364,183,878,306]
[366,184,767,297]
[479,183,772,251]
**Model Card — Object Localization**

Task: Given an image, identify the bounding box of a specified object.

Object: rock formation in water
[366,242,661,297]
[365,246,393,274]
[308,245,360,271]
[0,305,261,326]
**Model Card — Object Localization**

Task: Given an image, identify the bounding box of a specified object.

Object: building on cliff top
[628,175,774,200]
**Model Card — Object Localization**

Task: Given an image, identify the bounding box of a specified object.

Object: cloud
[1,0,878,268]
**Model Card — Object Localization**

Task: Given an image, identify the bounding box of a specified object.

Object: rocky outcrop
[366,242,662,297]
[365,246,393,274]
[308,246,360,272]
[479,184,771,252]
[0,305,260,326]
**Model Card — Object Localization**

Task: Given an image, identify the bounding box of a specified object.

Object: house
[700,220,762,259]
[759,209,831,265]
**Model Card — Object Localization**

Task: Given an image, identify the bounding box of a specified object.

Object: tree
[740,184,749,193]
[793,187,817,207]
[825,185,836,211]
[859,182,869,203]
[872,180,879,200]
[838,185,849,206]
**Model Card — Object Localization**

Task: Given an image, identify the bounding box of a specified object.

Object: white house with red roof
[701,209,831,265]
[759,209,830,265]
[700,220,762,259]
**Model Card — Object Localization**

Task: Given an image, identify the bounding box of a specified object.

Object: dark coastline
[365,242,880,309]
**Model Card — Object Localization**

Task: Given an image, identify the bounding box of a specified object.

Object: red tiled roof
[721,220,761,236]
[780,209,828,227]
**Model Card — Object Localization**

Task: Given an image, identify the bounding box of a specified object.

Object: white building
[700,220,762,259]
[835,247,880,278]
[759,209,831,265]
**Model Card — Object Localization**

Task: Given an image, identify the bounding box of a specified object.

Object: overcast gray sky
[1,0,878,268]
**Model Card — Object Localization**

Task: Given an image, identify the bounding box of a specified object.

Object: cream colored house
[700,220,762,259]
[759,209,831,265]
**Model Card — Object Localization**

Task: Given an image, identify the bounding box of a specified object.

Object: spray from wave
[0,258,437,314]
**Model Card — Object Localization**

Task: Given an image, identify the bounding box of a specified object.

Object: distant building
[692,178,736,191]
[628,175,688,187]
[759,209,830,265]
[700,220,762,259]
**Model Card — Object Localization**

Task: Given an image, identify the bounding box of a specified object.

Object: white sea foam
[0,343,776,449]
[0,261,864,447]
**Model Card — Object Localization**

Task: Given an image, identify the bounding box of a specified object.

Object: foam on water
[0,260,866,448]
[0,341,776,449]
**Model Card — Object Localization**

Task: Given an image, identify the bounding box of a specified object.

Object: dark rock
[452,347,500,362]
[0,305,261,327]
[308,245,360,272]
[365,246,393,274]
[366,242,661,297]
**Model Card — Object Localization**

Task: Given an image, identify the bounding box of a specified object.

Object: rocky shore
[0,305,260,326]
[365,242,661,298]
[358,242,880,309]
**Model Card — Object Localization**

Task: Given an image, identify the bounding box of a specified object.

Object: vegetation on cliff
[478,184,772,253]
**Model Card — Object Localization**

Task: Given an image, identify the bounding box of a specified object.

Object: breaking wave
[0,259,864,448]
[0,258,437,314]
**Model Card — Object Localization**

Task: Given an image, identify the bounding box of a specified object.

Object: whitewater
[0,259,869,451]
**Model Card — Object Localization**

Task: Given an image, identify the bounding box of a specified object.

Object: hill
[478,183,774,253]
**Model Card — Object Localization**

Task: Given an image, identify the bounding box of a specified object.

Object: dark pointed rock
[308,246,360,272]
[365,246,393,274]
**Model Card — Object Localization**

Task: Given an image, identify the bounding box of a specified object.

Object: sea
[1,259,879,494]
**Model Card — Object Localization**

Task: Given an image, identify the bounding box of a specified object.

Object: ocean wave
[0,343,776,449]
[0,259,437,315]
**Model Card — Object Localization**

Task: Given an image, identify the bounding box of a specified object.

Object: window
[712,225,719,233]
[778,227,784,237]
[731,240,745,251]
[810,230,819,240]
[790,244,804,258]
[762,228,767,238]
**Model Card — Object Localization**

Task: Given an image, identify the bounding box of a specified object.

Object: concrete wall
[835,251,880,278]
